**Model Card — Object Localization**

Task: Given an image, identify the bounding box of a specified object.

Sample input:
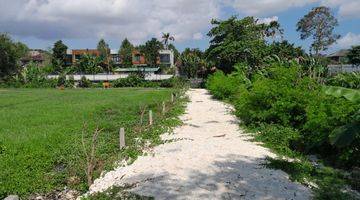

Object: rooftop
[327,49,350,57]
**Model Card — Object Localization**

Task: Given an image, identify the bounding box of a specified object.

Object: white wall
[47,74,173,81]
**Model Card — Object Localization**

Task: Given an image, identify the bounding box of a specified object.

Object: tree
[161,33,175,49]
[97,39,111,73]
[77,54,102,74]
[0,34,28,80]
[206,16,271,73]
[269,40,305,61]
[52,40,68,73]
[347,45,360,66]
[297,6,340,56]
[168,44,180,62]
[139,38,163,67]
[119,38,134,68]
[179,48,211,78]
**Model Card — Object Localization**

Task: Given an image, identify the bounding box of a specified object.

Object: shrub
[79,76,91,88]
[160,77,188,88]
[253,124,301,156]
[235,65,317,128]
[65,75,75,88]
[206,71,239,99]
[57,73,66,87]
[327,72,360,89]
[112,74,144,87]
[214,63,360,169]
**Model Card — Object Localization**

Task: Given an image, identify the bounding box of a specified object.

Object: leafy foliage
[139,38,163,67]
[206,16,282,73]
[206,71,239,100]
[296,6,340,55]
[178,48,211,78]
[119,38,134,68]
[51,40,68,73]
[207,64,360,168]
[161,32,175,49]
[97,39,112,73]
[323,86,360,103]
[347,45,360,66]
[78,76,91,88]
[0,34,28,80]
[327,72,360,89]
[269,41,305,61]
[77,54,103,74]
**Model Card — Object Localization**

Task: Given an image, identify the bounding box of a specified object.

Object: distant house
[65,49,175,67]
[159,49,175,67]
[326,49,350,64]
[21,49,46,66]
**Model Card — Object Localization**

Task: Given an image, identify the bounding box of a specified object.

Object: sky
[0,0,359,54]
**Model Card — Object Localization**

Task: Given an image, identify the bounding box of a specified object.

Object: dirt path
[89,89,311,199]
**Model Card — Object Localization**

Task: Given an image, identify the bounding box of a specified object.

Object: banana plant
[323,86,360,147]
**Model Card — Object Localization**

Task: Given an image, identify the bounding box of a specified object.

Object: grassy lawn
[0,88,183,198]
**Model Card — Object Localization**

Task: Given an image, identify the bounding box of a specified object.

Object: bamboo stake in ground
[119,127,125,149]
[149,110,153,126]
[162,101,166,115]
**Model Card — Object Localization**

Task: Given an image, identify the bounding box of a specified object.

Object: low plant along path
[89,89,311,199]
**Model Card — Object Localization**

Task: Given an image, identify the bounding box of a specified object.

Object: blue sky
[1,0,359,54]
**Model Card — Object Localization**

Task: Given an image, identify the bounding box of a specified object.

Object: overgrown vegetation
[0,88,186,199]
[205,7,359,199]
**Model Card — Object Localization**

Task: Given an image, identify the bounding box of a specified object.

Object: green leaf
[329,122,360,147]
[323,86,360,103]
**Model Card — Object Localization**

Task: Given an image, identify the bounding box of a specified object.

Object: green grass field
[0,88,183,198]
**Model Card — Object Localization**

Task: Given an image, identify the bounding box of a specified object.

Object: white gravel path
[89,89,312,199]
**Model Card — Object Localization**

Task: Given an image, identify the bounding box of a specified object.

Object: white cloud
[257,16,279,25]
[334,32,360,49]
[0,0,220,44]
[225,0,317,16]
[321,0,360,18]
[1,0,359,46]
[226,0,360,19]
[192,33,204,40]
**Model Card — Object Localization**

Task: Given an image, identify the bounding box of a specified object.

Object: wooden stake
[149,110,153,126]
[162,101,166,115]
[119,127,125,149]
[171,93,174,103]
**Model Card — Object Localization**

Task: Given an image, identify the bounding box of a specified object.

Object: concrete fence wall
[47,74,174,81]
[328,65,360,75]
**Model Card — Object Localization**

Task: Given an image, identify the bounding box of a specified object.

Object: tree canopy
[297,6,340,56]
[97,39,112,72]
[97,39,110,60]
[161,33,175,49]
[269,41,306,61]
[139,38,163,67]
[206,16,279,73]
[347,45,360,66]
[0,34,28,80]
[119,38,134,68]
[52,40,68,73]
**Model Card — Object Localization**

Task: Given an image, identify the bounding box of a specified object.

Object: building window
[160,54,170,63]
[133,54,141,62]
[112,55,120,64]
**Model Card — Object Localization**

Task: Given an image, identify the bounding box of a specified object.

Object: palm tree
[161,32,175,49]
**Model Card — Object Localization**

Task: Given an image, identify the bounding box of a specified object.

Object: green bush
[112,74,144,87]
[235,65,317,128]
[208,63,360,169]
[78,76,91,88]
[159,77,189,88]
[206,71,239,99]
[57,73,66,87]
[327,72,360,89]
